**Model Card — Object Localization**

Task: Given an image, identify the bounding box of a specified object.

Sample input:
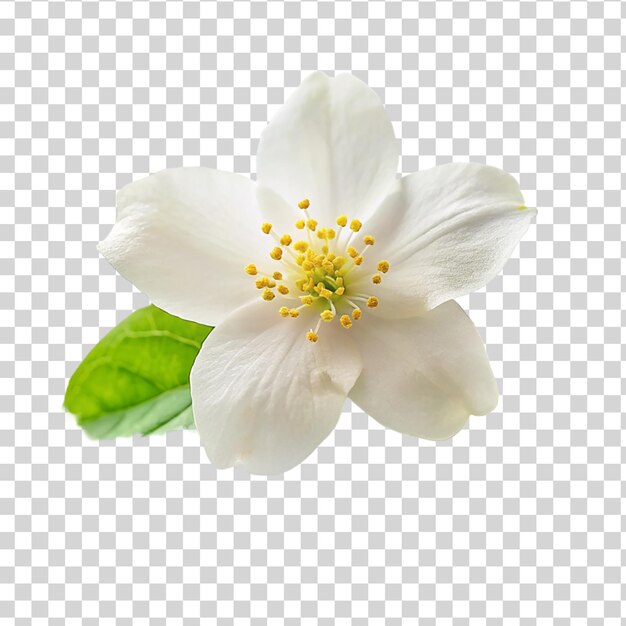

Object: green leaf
[64,305,213,439]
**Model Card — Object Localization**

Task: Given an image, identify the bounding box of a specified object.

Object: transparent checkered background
[1,0,624,623]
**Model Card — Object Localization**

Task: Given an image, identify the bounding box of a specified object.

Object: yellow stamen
[278,306,290,317]
[277,285,289,295]
[261,223,272,234]
[320,310,334,322]
[270,247,283,260]
[262,289,275,301]
[367,296,379,308]
[377,260,390,273]
[300,295,314,305]
[333,257,347,269]
[346,246,358,258]
[335,287,345,296]
[326,228,336,240]
[273,271,283,280]
[295,219,305,229]
[293,240,308,253]
[289,309,300,318]
[255,277,274,289]
[340,314,353,329]
[298,199,310,209]
[352,308,362,320]
[350,219,362,232]
[306,331,318,343]
[354,256,364,266]
[306,219,317,231]
[363,235,375,246]
[244,264,258,276]
[279,234,292,246]
[336,215,348,227]
[372,274,382,284]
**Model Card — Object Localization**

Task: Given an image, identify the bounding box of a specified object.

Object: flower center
[245,199,390,342]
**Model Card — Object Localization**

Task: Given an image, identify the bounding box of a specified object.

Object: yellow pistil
[339,314,353,329]
[262,289,275,301]
[336,215,348,227]
[367,296,379,308]
[244,264,258,276]
[372,274,382,284]
[273,271,283,280]
[279,306,290,317]
[306,331,318,343]
[352,308,362,320]
[261,223,272,234]
[270,247,283,260]
[320,310,335,322]
[277,285,289,295]
[280,234,293,246]
[298,199,310,209]
[363,235,375,246]
[377,260,390,273]
[350,219,362,232]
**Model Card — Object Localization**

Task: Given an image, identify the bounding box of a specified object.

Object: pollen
[298,198,310,209]
[367,296,379,308]
[279,234,293,246]
[320,310,335,322]
[336,215,348,227]
[377,260,390,273]
[270,247,283,260]
[306,331,319,343]
[262,288,275,301]
[363,235,375,246]
[352,308,362,320]
[261,222,272,234]
[277,285,289,295]
[350,219,362,232]
[372,274,382,284]
[278,306,290,317]
[244,263,258,276]
[339,314,353,329]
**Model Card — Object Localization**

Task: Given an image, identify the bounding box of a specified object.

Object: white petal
[256,71,398,231]
[191,301,362,475]
[98,167,265,326]
[352,163,536,318]
[350,301,498,440]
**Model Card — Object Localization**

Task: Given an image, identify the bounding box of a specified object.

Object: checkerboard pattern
[1,0,624,623]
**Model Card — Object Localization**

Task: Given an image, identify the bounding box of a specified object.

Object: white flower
[99,72,536,475]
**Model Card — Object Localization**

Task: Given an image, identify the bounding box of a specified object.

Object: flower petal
[191,301,362,475]
[256,71,399,230]
[98,167,265,326]
[350,301,498,440]
[352,162,536,318]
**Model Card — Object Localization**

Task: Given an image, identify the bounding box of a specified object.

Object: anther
[352,308,362,320]
[270,247,283,260]
[245,264,258,276]
[306,219,317,231]
[300,295,314,305]
[306,331,319,343]
[294,241,308,252]
[367,296,379,308]
[261,223,272,234]
[320,310,334,322]
[279,306,290,317]
[335,287,345,296]
[279,234,292,246]
[350,219,362,232]
[354,256,364,266]
[377,260,390,273]
[340,314,353,329]
[298,199,310,209]
[277,285,289,295]
[336,215,348,227]
[289,309,300,318]
[346,246,358,258]
[273,271,283,280]
[262,289,275,301]
[363,235,375,246]
[295,219,305,229]
[372,274,382,284]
